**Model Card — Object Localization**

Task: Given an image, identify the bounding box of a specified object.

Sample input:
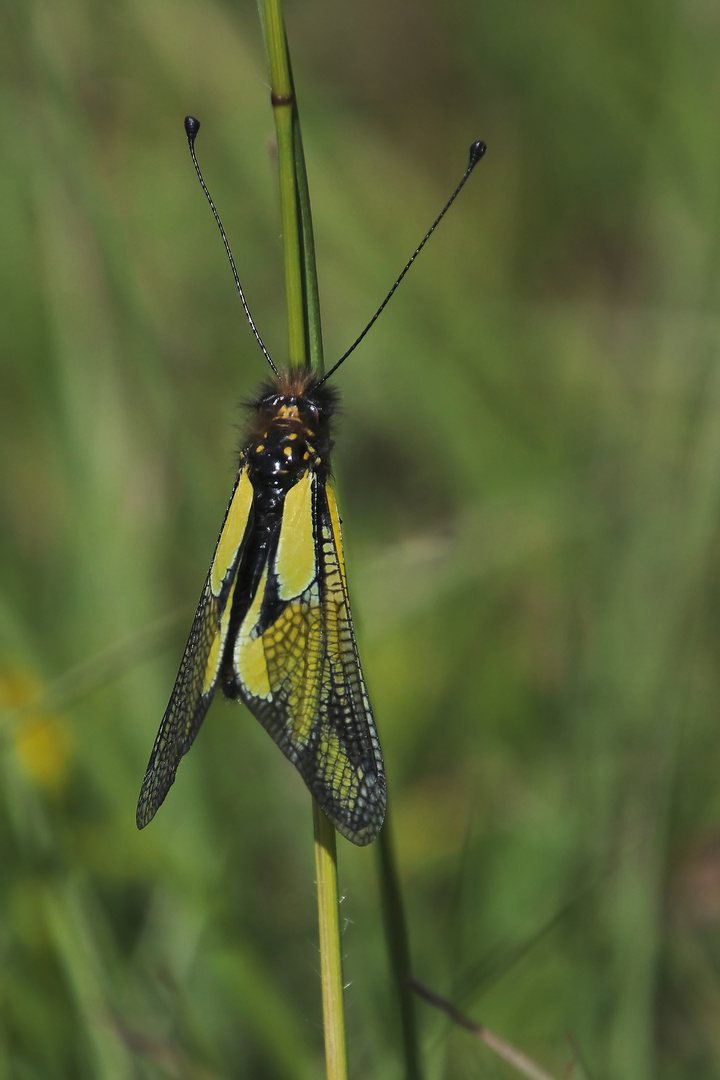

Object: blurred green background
[2,0,720,1076]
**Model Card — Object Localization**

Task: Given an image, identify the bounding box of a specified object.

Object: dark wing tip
[136,779,158,830]
[323,769,387,846]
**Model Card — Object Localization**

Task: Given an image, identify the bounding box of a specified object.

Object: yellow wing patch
[325,484,348,587]
[275,471,315,600]
[265,592,324,745]
[211,469,253,596]
[234,565,272,699]
[202,575,237,694]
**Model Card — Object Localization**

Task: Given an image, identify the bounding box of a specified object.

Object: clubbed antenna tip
[469,141,486,167]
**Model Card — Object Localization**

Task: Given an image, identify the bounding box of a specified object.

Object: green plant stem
[378,808,423,1080]
[258,3,345,1078]
[259,0,306,369]
[313,801,348,1080]
[292,111,324,374]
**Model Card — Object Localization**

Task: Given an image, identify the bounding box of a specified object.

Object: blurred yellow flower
[0,668,73,791]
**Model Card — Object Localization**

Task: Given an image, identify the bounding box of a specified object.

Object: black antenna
[317,139,487,386]
[184,116,280,378]
[186,116,485,384]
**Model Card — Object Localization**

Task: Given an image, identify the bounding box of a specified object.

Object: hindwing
[227,473,386,845]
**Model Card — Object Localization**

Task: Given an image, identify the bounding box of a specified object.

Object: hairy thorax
[244,370,337,516]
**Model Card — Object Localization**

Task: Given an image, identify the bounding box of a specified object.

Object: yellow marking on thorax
[276,472,316,601]
[234,566,271,699]
[211,470,253,596]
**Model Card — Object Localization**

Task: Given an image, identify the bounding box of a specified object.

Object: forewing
[136,468,254,828]
[230,472,386,845]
